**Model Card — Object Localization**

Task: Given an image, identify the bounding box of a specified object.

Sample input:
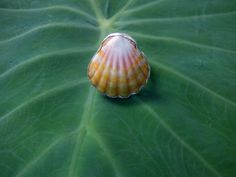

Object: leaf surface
[0,0,236,177]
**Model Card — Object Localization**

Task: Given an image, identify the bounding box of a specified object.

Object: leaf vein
[0,5,96,21]
[0,23,99,44]
[116,10,236,24]
[0,47,96,79]
[0,79,88,123]
[123,0,165,14]
[110,0,135,22]
[14,137,63,177]
[138,98,222,177]
[130,32,236,55]
[150,60,236,107]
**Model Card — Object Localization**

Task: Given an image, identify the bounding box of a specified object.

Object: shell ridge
[136,52,150,88]
[89,52,103,80]
[133,50,149,84]
[97,47,112,93]
[125,45,138,94]
[103,47,113,93]
[132,47,144,90]
[129,49,150,94]
[104,45,114,96]
[117,48,123,96]
[129,48,142,87]
[138,52,149,77]
[88,51,102,79]
[122,47,130,96]
[88,53,100,84]
[88,56,97,79]
[118,47,128,97]
[91,49,108,87]
[114,50,119,97]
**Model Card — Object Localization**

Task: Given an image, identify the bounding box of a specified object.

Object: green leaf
[0,0,236,177]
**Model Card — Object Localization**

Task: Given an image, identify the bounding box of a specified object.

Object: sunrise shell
[88,33,150,98]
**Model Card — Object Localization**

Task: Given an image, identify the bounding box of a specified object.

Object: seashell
[88,33,150,98]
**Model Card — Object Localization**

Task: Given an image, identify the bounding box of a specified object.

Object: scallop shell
[88,33,150,98]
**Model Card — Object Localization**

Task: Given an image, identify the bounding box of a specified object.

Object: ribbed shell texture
[88,33,150,98]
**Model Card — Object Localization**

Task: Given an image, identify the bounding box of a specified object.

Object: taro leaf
[0,0,236,177]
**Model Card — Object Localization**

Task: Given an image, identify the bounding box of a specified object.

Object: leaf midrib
[67,86,95,177]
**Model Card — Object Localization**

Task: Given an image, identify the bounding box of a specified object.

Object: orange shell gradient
[88,33,150,98]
